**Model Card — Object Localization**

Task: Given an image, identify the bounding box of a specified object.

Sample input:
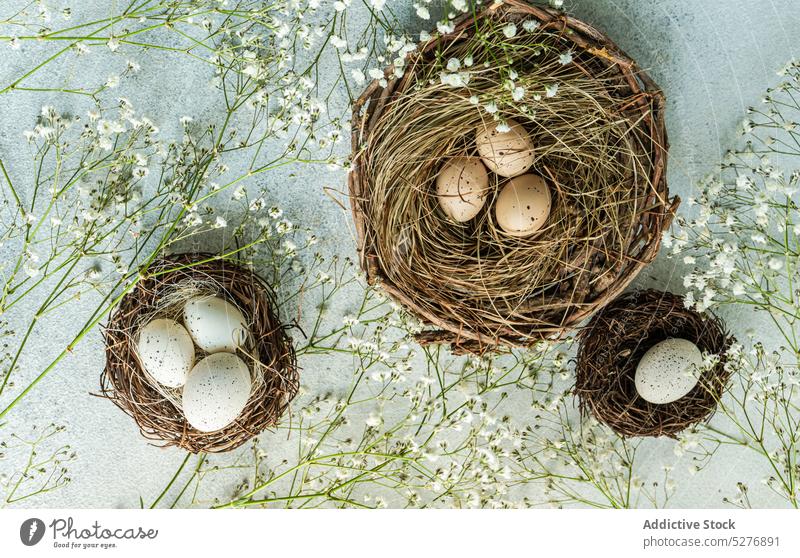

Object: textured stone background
[1,0,799,508]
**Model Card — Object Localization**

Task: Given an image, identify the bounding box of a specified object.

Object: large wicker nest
[349,1,678,353]
[101,254,299,453]
[575,290,734,438]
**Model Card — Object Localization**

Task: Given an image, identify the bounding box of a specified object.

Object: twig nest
[475,119,534,177]
[575,290,734,438]
[101,254,299,453]
[495,174,552,236]
[436,156,490,222]
[350,2,676,352]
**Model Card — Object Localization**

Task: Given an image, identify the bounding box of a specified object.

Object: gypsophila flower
[351,69,366,84]
[768,258,783,271]
[436,20,455,34]
[502,23,517,38]
[523,20,539,32]
[440,71,470,87]
[342,315,360,327]
[446,58,461,72]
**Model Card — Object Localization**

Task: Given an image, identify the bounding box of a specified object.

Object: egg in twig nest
[435,156,490,222]
[495,174,552,236]
[475,119,534,178]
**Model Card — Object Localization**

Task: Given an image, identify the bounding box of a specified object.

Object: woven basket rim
[349,1,679,353]
[100,253,299,454]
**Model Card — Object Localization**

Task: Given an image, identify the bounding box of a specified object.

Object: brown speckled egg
[435,156,490,222]
[495,174,551,236]
[475,119,534,177]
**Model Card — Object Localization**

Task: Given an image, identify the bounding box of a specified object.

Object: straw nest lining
[350,1,678,353]
[575,290,734,438]
[101,254,299,454]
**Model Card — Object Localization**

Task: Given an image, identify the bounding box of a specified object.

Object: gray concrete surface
[1,0,799,508]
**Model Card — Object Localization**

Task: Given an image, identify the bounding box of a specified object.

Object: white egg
[183,296,249,353]
[634,338,704,404]
[136,318,195,388]
[182,352,252,432]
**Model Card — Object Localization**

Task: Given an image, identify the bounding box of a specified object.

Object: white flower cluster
[676,61,800,323]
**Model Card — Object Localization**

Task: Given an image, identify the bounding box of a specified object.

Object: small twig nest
[349,1,678,354]
[101,254,299,453]
[575,290,734,438]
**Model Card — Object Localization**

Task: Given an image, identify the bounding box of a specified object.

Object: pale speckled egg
[182,352,252,432]
[435,156,490,222]
[136,318,195,388]
[495,174,551,237]
[475,119,534,177]
[183,296,249,353]
[635,338,704,404]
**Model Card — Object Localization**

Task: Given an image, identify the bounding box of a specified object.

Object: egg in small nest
[182,352,252,432]
[183,295,249,353]
[136,318,195,388]
[475,119,534,178]
[634,338,704,404]
[435,156,490,222]
[495,174,552,237]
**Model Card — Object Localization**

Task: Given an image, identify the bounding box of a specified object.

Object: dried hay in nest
[101,254,298,453]
[349,1,678,353]
[575,290,734,438]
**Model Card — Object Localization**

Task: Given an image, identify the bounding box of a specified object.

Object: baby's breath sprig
[0,423,75,507]
[509,367,709,509]
[675,59,800,508]
[696,342,800,508]
[675,60,800,356]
